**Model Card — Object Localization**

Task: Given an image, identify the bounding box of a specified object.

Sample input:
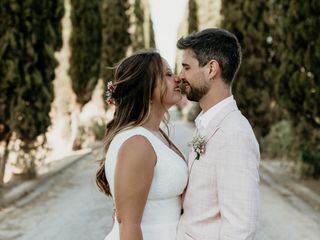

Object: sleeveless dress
[104,126,188,240]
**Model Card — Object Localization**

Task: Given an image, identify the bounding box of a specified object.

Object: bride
[96,50,188,240]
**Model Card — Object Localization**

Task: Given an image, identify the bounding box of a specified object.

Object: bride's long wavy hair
[96,50,170,196]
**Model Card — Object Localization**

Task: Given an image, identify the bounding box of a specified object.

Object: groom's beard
[185,83,209,102]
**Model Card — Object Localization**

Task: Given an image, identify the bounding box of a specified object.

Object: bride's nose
[174,75,181,84]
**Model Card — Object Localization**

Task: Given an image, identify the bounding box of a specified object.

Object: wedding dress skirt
[105,197,182,240]
[103,127,188,240]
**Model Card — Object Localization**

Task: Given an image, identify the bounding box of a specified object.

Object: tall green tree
[0,0,64,180]
[0,0,20,184]
[276,0,320,177]
[188,0,198,33]
[69,0,103,108]
[69,0,103,149]
[221,0,281,139]
[148,16,155,48]
[186,0,201,120]
[101,0,131,83]
[131,0,145,51]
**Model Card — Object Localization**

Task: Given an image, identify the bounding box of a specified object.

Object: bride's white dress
[104,126,188,240]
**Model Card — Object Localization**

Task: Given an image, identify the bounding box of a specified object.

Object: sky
[149,0,188,69]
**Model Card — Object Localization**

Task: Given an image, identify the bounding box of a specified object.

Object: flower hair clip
[105,81,116,105]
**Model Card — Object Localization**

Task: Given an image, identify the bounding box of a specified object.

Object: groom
[176,28,260,240]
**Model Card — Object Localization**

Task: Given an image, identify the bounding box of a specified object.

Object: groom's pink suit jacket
[177,101,260,240]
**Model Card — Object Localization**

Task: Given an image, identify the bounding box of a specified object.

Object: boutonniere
[189,134,207,160]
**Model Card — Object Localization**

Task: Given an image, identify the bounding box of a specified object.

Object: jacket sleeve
[216,129,260,240]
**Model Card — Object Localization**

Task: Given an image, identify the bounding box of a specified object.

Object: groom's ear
[208,60,220,80]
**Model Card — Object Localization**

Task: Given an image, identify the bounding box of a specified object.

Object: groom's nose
[178,75,185,84]
[178,71,185,81]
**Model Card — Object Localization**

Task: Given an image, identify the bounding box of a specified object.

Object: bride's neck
[143,118,162,132]
[143,109,165,132]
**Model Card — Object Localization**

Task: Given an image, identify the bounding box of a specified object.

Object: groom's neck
[200,86,231,113]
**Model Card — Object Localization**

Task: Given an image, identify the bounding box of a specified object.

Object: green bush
[261,120,295,160]
[295,121,320,178]
[262,120,320,178]
[74,117,105,149]
[300,144,320,178]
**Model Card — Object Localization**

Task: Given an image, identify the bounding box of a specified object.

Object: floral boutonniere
[189,134,207,160]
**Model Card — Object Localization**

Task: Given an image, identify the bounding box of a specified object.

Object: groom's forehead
[182,49,195,57]
[182,49,199,64]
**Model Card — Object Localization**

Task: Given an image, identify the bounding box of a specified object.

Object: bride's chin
[173,97,183,106]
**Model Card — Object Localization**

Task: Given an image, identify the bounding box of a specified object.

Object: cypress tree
[221,0,281,139]
[148,16,155,48]
[188,0,198,34]
[0,0,17,141]
[69,0,103,149]
[0,0,64,177]
[15,0,64,137]
[187,0,201,119]
[131,0,155,50]
[101,0,131,83]
[0,0,20,184]
[277,0,320,177]
[131,0,145,51]
[69,0,102,107]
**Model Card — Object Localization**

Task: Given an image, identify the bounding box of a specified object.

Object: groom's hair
[177,28,241,85]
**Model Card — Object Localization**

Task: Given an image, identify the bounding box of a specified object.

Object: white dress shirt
[195,95,235,134]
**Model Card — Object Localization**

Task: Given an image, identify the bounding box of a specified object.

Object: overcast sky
[149,0,188,69]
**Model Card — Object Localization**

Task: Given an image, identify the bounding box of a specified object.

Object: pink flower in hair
[105,81,116,105]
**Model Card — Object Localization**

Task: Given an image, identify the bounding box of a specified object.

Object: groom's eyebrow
[182,63,190,67]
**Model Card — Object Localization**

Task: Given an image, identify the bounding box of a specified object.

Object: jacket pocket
[185,232,196,240]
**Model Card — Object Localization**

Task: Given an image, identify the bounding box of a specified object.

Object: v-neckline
[140,127,186,162]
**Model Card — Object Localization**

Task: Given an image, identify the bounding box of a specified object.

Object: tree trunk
[0,137,10,187]
[70,103,82,150]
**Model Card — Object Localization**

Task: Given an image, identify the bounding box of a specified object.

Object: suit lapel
[205,101,239,141]
[188,101,239,175]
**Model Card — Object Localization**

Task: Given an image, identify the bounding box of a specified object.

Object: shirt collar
[195,95,235,133]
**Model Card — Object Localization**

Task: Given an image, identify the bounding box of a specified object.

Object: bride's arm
[114,135,156,240]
